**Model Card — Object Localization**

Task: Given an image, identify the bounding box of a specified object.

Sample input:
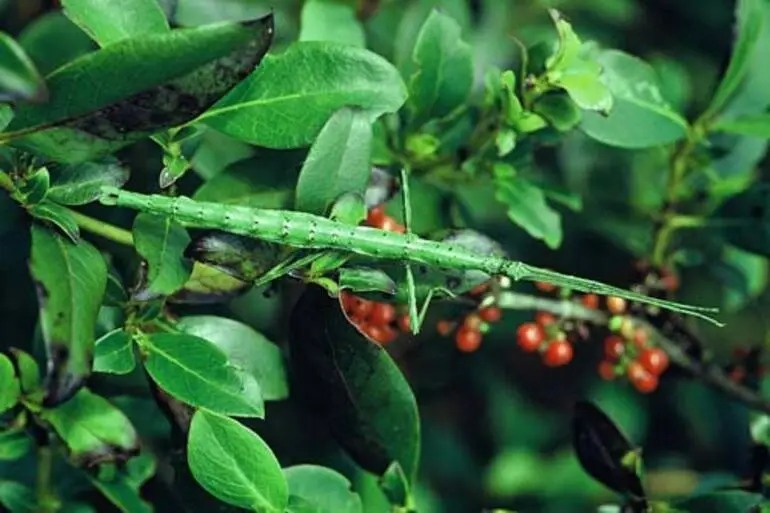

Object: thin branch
[497,291,770,416]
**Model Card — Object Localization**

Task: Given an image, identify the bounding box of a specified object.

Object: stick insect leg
[400,167,423,335]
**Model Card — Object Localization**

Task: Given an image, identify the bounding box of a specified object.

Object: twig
[497,291,770,416]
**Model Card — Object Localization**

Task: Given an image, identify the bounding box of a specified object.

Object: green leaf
[329,192,368,226]
[47,158,130,206]
[284,465,362,513]
[703,0,766,120]
[379,462,411,508]
[580,50,688,149]
[494,169,562,249]
[289,286,420,483]
[28,200,81,243]
[29,225,107,406]
[171,262,251,305]
[186,232,286,283]
[141,332,264,417]
[716,183,770,256]
[299,0,365,47]
[0,429,33,461]
[295,108,373,215]
[407,9,473,127]
[93,329,136,375]
[8,348,41,394]
[201,41,407,148]
[3,15,274,163]
[0,481,34,513]
[713,114,770,138]
[339,267,397,295]
[187,409,288,512]
[673,491,763,513]
[177,315,288,401]
[18,166,50,205]
[534,93,582,132]
[17,12,96,76]
[0,354,20,413]
[41,388,139,466]
[86,452,155,513]
[62,0,170,47]
[132,213,193,299]
[719,244,768,311]
[0,31,47,102]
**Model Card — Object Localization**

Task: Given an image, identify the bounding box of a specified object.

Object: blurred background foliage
[2,1,769,512]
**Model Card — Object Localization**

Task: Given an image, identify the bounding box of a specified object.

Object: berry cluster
[598,317,669,393]
[433,293,504,353]
[515,312,574,367]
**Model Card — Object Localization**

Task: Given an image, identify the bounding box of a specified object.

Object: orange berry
[464,314,482,330]
[397,314,411,333]
[456,327,482,353]
[535,312,556,327]
[369,302,396,326]
[366,205,386,227]
[535,281,557,293]
[606,296,627,315]
[380,216,405,233]
[516,323,544,352]
[436,320,453,336]
[639,348,669,376]
[479,306,502,323]
[633,328,648,348]
[543,341,573,367]
[598,360,616,380]
[603,335,625,360]
[627,361,658,393]
[581,294,599,309]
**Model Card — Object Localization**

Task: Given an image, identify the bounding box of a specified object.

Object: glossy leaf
[132,213,193,299]
[572,401,646,502]
[494,170,562,249]
[713,114,770,138]
[283,465,362,513]
[201,41,407,148]
[93,329,136,375]
[29,225,107,406]
[2,15,274,163]
[28,201,81,243]
[17,12,96,76]
[141,332,264,417]
[0,354,20,413]
[289,286,420,482]
[580,51,688,149]
[704,0,766,119]
[0,31,47,103]
[295,108,373,215]
[177,315,288,401]
[41,388,139,466]
[299,0,365,47]
[62,0,170,46]
[407,9,473,127]
[187,409,288,512]
[47,158,130,206]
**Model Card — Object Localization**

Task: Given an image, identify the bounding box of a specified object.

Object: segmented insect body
[99,187,721,325]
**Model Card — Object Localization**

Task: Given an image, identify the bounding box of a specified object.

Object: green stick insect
[99,186,722,327]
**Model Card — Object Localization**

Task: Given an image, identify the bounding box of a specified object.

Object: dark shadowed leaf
[2,15,274,163]
[339,267,397,295]
[0,31,47,103]
[86,452,155,513]
[93,329,136,375]
[132,213,193,299]
[283,465,362,513]
[186,231,286,282]
[62,0,170,47]
[41,388,139,466]
[672,491,763,513]
[187,409,288,512]
[406,9,473,127]
[29,225,107,406]
[572,401,646,502]
[299,0,365,47]
[178,315,288,400]
[295,108,373,215]
[716,183,770,256]
[0,429,33,461]
[201,41,406,148]
[141,332,264,417]
[47,158,130,205]
[289,285,420,482]
[0,481,34,512]
[379,462,411,508]
[0,354,20,413]
[28,201,81,243]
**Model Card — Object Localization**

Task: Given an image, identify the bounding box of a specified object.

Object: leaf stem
[35,442,59,513]
[68,209,134,246]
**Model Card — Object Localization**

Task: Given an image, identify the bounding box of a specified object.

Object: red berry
[436,320,453,336]
[397,314,411,333]
[543,341,573,367]
[639,348,669,376]
[604,335,625,360]
[516,323,544,352]
[479,306,502,323]
[606,296,627,315]
[456,327,482,353]
[370,302,396,326]
[628,361,658,393]
[349,297,374,320]
[340,291,355,313]
[469,282,490,296]
[598,361,616,380]
[633,328,648,349]
[535,281,557,293]
[366,205,386,227]
[381,216,405,233]
[581,294,599,309]
[535,312,556,327]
